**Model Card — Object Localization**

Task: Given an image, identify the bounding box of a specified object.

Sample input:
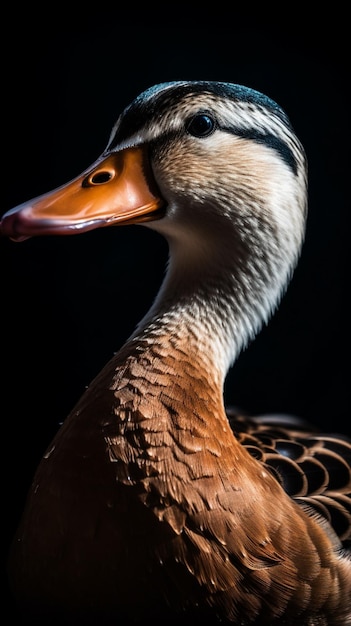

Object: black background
[1,7,348,615]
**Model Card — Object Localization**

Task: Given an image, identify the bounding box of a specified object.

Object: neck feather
[130,222,302,381]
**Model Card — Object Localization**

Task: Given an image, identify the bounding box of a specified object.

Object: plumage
[1,80,350,625]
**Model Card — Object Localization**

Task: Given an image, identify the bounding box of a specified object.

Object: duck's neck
[128,223,298,385]
[102,224,303,530]
[106,260,292,537]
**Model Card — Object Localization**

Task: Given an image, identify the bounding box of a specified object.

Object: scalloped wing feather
[227,408,351,546]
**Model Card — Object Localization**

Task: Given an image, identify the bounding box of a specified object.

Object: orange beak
[0,147,165,241]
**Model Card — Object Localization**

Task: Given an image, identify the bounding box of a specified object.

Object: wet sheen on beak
[0,147,165,241]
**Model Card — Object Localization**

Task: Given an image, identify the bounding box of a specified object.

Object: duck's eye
[186,114,216,138]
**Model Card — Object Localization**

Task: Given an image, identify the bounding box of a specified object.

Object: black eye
[186,113,216,138]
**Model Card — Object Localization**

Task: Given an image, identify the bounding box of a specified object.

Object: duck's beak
[0,147,165,242]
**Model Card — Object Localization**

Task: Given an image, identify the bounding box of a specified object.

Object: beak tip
[0,209,32,242]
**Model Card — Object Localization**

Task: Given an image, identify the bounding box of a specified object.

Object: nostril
[83,170,114,187]
[92,171,113,184]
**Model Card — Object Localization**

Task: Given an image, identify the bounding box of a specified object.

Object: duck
[1,80,350,626]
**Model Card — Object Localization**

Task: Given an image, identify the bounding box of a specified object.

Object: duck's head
[1,81,308,364]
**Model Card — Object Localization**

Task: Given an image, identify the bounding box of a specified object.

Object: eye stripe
[223,125,298,175]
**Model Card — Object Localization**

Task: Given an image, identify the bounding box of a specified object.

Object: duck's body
[1,81,350,625]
